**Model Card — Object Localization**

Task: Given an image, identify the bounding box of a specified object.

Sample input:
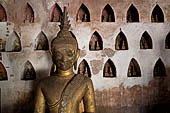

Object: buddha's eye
[67,50,73,57]
[55,52,62,59]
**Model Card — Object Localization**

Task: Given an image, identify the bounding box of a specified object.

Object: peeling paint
[90,59,103,74]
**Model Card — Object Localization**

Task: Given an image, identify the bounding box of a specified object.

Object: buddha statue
[34,7,96,113]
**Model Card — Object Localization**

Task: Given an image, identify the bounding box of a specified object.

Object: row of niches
[0,3,166,23]
[0,57,166,81]
[78,58,167,78]
[1,30,170,52]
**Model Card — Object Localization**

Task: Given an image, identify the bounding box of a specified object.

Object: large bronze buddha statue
[34,7,96,113]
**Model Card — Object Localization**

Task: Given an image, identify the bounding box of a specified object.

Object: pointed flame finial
[60,7,71,31]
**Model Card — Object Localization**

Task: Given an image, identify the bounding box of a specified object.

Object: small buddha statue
[34,7,96,113]
[51,7,61,22]
[77,8,85,22]
[101,9,108,22]
[104,62,110,77]
[90,34,98,50]
[78,61,85,75]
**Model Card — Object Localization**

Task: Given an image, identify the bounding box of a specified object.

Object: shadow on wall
[2,91,35,113]
[96,104,170,113]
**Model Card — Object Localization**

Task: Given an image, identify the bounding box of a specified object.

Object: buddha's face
[52,44,78,71]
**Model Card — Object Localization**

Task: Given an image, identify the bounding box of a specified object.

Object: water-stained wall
[0,0,170,113]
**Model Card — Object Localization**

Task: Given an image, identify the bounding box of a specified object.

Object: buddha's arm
[34,83,45,113]
[83,79,96,113]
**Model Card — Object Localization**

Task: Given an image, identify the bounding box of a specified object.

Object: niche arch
[78,59,91,78]
[23,3,34,23]
[101,4,115,22]
[140,31,153,49]
[127,58,141,77]
[153,58,166,77]
[115,31,128,50]
[76,3,90,22]
[6,31,22,52]
[21,60,36,80]
[0,4,7,22]
[127,4,139,22]
[35,31,49,50]
[50,3,62,22]
[151,5,164,22]
[89,31,103,51]
[0,62,7,80]
[165,32,170,49]
[103,59,116,77]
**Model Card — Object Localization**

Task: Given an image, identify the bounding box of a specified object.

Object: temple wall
[0,0,170,113]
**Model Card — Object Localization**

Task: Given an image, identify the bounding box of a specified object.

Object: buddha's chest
[42,78,71,105]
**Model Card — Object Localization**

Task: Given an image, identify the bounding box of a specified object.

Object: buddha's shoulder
[77,74,93,84]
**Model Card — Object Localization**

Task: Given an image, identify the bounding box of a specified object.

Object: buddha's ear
[74,49,80,70]
[77,49,80,59]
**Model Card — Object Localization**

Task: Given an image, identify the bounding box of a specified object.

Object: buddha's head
[51,7,79,71]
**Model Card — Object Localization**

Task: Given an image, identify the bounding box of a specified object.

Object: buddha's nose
[61,56,69,62]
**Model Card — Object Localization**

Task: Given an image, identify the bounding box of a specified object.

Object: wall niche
[140,31,152,49]
[21,60,36,80]
[165,32,170,49]
[103,59,116,77]
[151,5,164,22]
[115,31,128,50]
[6,31,22,52]
[0,4,7,22]
[127,58,141,77]
[0,62,7,80]
[154,58,166,77]
[23,3,34,23]
[127,4,139,22]
[50,3,62,22]
[76,4,90,22]
[35,31,49,50]
[101,4,115,22]
[78,59,91,78]
[89,31,103,51]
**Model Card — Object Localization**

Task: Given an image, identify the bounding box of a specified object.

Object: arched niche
[151,5,164,22]
[50,3,62,22]
[140,31,153,49]
[0,4,7,22]
[23,3,34,23]
[127,4,139,22]
[76,4,90,22]
[127,58,141,77]
[21,60,36,80]
[0,62,7,80]
[103,59,116,77]
[0,39,6,52]
[78,59,91,78]
[35,31,49,50]
[101,4,115,22]
[6,31,22,52]
[89,31,103,51]
[154,58,166,77]
[165,32,170,49]
[115,31,128,50]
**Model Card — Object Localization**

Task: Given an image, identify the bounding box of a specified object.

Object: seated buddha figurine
[34,7,96,113]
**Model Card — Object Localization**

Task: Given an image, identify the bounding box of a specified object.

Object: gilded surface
[34,7,96,113]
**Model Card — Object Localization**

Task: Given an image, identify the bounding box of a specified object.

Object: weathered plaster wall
[0,0,170,113]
